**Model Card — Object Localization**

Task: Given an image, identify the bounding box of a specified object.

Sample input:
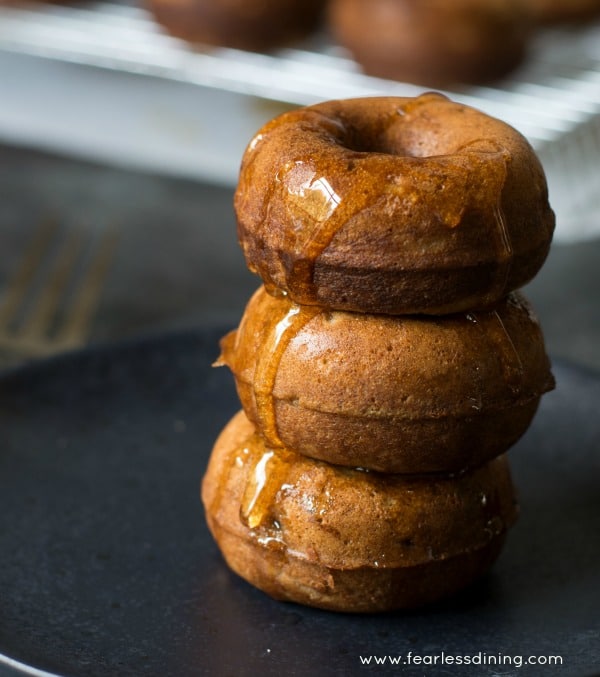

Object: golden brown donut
[327,0,531,87]
[217,286,555,473]
[235,94,555,315]
[146,0,325,51]
[525,0,600,22]
[202,411,519,612]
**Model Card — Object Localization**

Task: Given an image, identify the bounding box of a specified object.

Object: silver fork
[0,219,118,366]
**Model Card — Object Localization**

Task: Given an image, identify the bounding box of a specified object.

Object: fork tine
[16,227,83,340]
[55,228,119,347]
[0,219,58,331]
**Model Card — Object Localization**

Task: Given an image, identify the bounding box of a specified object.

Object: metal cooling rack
[1,0,600,241]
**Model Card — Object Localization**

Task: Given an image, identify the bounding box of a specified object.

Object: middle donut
[218,286,554,474]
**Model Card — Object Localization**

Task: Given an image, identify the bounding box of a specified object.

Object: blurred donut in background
[327,0,531,87]
[146,0,327,51]
[524,0,600,23]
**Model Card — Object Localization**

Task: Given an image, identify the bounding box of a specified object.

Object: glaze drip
[487,190,513,305]
[206,416,519,571]
[253,302,321,446]
[468,309,524,397]
[234,95,553,314]
[239,438,293,530]
[275,159,349,300]
[454,141,513,304]
[278,145,514,304]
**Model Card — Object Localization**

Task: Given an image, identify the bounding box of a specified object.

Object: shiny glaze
[252,303,321,446]
[220,293,322,447]
[221,287,549,426]
[232,93,551,313]
[466,304,524,398]
[273,144,511,303]
[204,413,519,569]
[239,438,294,530]
[208,425,292,536]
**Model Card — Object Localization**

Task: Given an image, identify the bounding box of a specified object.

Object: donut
[146,0,326,51]
[201,411,518,612]
[234,94,555,315]
[327,0,530,87]
[525,0,600,22]
[217,286,555,474]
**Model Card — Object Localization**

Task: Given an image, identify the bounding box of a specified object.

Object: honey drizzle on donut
[458,141,514,306]
[207,424,290,534]
[275,115,516,306]
[488,189,513,306]
[275,157,346,300]
[253,302,321,448]
[239,436,294,530]
[268,106,396,301]
[466,306,524,397]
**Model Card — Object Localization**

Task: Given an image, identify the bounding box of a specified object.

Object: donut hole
[336,125,390,155]
[328,94,454,158]
[336,116,449,160]
[338,124,421,158]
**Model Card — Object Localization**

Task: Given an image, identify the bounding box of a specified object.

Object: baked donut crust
[201,411,518,612]
[217,286,555,473]
[234,94,555,315]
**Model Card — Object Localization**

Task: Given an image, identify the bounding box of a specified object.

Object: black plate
[1,330,599,677]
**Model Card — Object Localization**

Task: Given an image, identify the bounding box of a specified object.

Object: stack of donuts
[202,93,556,612]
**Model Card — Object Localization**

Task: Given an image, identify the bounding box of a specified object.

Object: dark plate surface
[0,329,599,677]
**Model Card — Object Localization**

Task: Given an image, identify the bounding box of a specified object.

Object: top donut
[234,93,555,315]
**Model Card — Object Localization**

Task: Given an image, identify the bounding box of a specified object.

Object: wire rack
[1,0,600,241]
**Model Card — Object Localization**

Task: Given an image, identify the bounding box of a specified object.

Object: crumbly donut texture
[235,94,555,315]
[202,411,518,612]
[147,0,325,51]
[218,287,555,473]
[327,0,530,86]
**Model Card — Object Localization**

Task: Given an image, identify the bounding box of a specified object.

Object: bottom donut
[201,411,518,613]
